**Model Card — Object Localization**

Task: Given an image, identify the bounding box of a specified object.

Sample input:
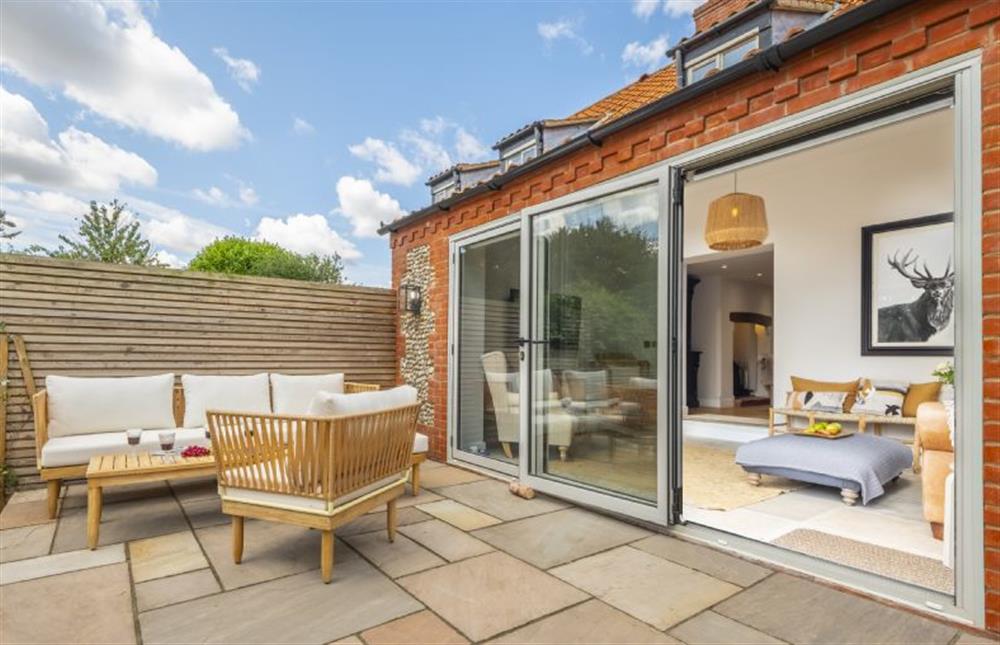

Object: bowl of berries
[181,445,211,459]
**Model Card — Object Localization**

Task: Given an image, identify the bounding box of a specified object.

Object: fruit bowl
[795,421,852,439]
[181,445,211,458]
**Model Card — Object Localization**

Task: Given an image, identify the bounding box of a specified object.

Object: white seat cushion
[413,432,428,453]
[40,428,210,468]
[182,373,271,428]
[46,374,176,438]
[270,373,344,415]
[221,471,404,513]
[307,385,418,416]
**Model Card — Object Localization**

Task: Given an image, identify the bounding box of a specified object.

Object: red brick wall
[391,0,1000,630]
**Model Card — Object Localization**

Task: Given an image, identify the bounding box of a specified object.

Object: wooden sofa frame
[32,382,427,518]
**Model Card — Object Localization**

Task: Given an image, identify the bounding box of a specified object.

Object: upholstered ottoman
[735,433,913,506]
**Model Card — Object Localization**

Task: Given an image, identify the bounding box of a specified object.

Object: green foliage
[188,237,344,283]
[0,210,20,247]
[0,465,15,492]
[32,200,161,266]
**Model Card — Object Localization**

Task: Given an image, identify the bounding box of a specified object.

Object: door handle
[516,337,549,347]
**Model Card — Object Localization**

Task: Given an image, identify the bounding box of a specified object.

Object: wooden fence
[0,254,398,486]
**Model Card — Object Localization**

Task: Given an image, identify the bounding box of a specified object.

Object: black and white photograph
[862,213,955,355]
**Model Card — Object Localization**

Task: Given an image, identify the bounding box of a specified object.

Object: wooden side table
[85,452,216,550]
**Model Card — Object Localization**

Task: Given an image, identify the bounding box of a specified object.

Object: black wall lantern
[399,283,422,315]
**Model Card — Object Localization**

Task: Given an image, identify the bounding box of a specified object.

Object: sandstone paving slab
[168,476,218,502]
[360,609,468,644]
[338,506,431,537]
[52,493,189,553]
[135,568,221,612]
[397,551,587,642]
[0,499,53,529]
[472,507,650,569]
[436,479,567,521]
[179,496,228,528]
[330,637,364,644]
[195,518,322,590]
[398,519,494,562]
[417,499,501,531]
[668,611,785,645]
[0,543,125,585]
[0,522,55,563]
[6,488,48,504]
[715,573,959,644]
[955,630,1000,644]
[550,545,740,631]
[344,530,445,578]
[1,562,135,644]
[489,599,681,644]
[631,534,771,587]
[130,530,208,582]
[367,488,443,513]
[62,481,172,510]
[418,465,487,489]
[139,547,423,644]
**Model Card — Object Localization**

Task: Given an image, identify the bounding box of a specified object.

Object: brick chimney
[692,0,756,33]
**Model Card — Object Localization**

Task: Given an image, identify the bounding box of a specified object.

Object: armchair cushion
[270,373,344,415]
[790,376,859,413]
[45,373,176,438]
[181,373,271,428]
[563,370,609,402]
[307,384,418,417]
[903,381,942,417]
[40,427,209,468]
[917,402,953,453]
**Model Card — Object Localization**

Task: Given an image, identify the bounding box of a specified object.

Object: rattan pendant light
[704,172,768,250]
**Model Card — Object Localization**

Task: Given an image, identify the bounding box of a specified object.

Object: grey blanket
[735,434,913,504]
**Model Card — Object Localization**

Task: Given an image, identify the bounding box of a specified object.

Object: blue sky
[0,0,698,285]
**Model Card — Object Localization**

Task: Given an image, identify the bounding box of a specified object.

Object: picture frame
[861,213,954,356]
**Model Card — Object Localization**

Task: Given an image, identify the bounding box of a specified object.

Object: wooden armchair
[207,403,419,583]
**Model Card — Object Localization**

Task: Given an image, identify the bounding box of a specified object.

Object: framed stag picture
[862,213,954,356]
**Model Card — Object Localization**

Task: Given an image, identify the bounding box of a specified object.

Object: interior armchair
[915,401,954,540]
[207,404,419,583]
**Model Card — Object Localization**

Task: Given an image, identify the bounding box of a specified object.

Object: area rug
[773,529,954,594]
[682,442,803,511]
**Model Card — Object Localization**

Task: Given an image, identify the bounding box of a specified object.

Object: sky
[0,0,699,286]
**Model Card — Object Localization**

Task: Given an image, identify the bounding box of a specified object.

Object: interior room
[680,107,958,595]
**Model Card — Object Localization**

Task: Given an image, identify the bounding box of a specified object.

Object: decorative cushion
[181,373,271,428]
[790,376,859,413]
[45,374,176,438]
[903,381,942,418]
[851,380,907,417]
[307,385,418,416]
[40,427,209,468]
[786,391,848,413]
[562,370,609,402]
[413,432,429,453]
[270,373,344,415]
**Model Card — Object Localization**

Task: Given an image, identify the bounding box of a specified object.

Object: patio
[0,460,989,645]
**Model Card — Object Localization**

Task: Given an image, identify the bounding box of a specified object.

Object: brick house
[381,0,1000,633]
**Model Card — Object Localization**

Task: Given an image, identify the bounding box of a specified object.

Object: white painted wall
[684,108,954,404]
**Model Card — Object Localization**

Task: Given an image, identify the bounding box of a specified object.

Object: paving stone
[168,476,218,502]
[344,530,445,578]
[130,530,208,583]
[418,465,487,489]
[0,499,53,529]
[417,499,501,531]
[668,611,785,645]
[139,548,422,644]
[399,519,494,562]
[397,551,587,642]
[472,507,650,569]
[52,493,189,553]
[135,568,221,612]
[955,630,1000,644]
[1,543,125,585]
[0,522,55,563]
[330,637,364,644]
[715,573,959,644]
[436,479,567,521]
[6,489,48,504]
[360,610,468,644]
[551,546,740,631]
[631,534,771,587]
[62,481,172,510]
[367,488,443,513]
[180,496,229,528]
[338,506,431,537]
[1,563,136,644]
[195,518,322,590]
[489,599,680,644]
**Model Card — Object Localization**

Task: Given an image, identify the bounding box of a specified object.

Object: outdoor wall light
[399,283,422,315]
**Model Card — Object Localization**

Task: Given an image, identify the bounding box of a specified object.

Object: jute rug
[774,529,954,594]
[682,442,802,511]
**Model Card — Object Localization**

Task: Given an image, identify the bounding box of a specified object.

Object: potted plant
[932,361,955,402]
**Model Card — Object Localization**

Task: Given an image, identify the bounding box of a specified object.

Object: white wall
[684,109,954,403]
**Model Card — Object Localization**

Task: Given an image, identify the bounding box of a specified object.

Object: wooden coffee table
[86,452,216,549]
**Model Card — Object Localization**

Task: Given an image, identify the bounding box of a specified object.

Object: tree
[0,210,20,251]
[33,200,161,266]
[188,237,344,283]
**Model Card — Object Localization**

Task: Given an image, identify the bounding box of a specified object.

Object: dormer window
[685,30,758,84]
[431,180,455,204]
[501,138,539,171]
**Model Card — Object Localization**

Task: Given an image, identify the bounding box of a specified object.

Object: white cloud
[130,197,232,254]
[454,127,489,160]
[663,0,698,18]
[154,249,185,268]
[399,131,452,174]
[192,185,230,206]
[348,137,422,186]
[191,179,258,208]
[0,1,247,151]
[254,213,360,261]
[238,184,259,206]
[1,86,157,192]
[632,0,660,19]
[622,35,670,73]
[537,19,593,55]
[420,116,450,135]
[292,116,315,135]
[213,46,260,92]
[333,176,405,238]
[0,186,89,216]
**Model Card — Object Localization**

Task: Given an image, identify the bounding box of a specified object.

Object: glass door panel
[454,230,521,472]
[529,184,661,503]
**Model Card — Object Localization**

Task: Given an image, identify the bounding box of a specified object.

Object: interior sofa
[915,401,954,540]
[32,372,428,518]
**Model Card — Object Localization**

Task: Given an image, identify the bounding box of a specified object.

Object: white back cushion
[46,374,175,438]
[270,373,344,415]
[182,373,271,428]
[308,385,417,417]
